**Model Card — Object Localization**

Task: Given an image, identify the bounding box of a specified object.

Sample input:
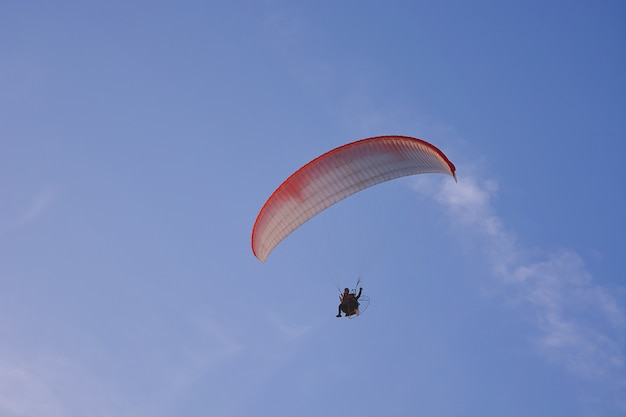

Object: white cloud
[413,172,626,408]
[512,251,624,377]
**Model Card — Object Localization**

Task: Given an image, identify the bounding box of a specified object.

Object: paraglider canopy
[252,135,456,262]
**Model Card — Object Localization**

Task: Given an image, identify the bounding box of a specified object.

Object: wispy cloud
[13,187,57,228]
[0,359,63,417]
[268,313,312,341]
[413,173,625,410]
[0,353,125,417]
[189,315,246,364]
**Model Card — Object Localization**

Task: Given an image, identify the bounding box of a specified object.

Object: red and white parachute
[252,135,456,262]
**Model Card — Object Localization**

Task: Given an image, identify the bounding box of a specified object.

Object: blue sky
[1,1,625,416]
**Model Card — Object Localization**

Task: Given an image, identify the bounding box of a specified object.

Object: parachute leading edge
[251,135,457,262]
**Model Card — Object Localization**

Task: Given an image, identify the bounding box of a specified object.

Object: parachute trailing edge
[251,135,456,262]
